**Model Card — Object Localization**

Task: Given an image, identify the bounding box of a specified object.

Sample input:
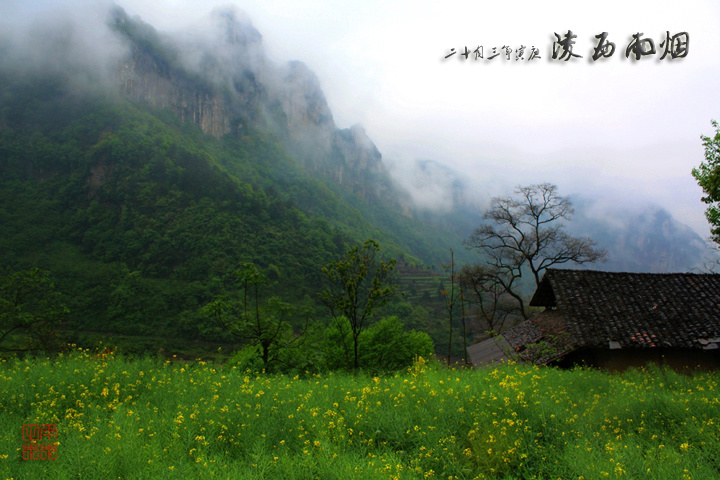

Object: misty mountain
[395,158,715,273]
[567,200,715,273]
[0,2,712,355]
[392,159,476,213]
[108,4,487,266]
[0,4,480,344]
[112,6,393,204]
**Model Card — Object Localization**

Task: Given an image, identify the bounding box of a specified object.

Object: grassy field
[1,349,719,479]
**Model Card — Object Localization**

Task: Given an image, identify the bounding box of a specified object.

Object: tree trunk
[460,283,468,365]
[447,250,454,366]
[353,334,359,370]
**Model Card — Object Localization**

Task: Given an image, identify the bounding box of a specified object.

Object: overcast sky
[6,0,720,238]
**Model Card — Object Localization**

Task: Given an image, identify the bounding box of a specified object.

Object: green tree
[693,120,720,244]
[205,263,312,371]
[319,239,397,370]
[0,267,68,354]
[321,316,434,372]
[358,316,434,372]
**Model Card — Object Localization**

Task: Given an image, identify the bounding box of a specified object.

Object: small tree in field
[205,263,311,371]
[319,239,397,370]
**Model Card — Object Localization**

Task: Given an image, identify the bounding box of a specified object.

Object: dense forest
[0,65,477,368]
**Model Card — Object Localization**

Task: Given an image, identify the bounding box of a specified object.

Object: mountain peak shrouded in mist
[211,6,262,47]
[393,159,479,213]
[0,0,394,205]
[105,4,393,202]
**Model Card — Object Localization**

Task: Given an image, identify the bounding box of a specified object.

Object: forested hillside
[0,22,467,359]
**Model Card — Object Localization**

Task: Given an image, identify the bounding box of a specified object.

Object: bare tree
[459,263,519,334]
[466,183,606,319]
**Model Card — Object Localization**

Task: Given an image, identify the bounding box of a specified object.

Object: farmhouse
[467,269,720,370]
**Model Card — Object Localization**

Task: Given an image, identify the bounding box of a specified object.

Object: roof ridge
[545,268,720,277]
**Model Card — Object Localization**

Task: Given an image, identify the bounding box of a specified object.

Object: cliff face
[332,125,387,200]
[118,51,231,138]
[270,60,386,199]
[112,6,265,138]
[272,61,335,168]
[110,6,392,203]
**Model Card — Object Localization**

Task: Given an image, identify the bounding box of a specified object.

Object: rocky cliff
[110,6,391,203]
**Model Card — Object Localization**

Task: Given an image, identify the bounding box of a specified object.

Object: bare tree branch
[465,183,607,319]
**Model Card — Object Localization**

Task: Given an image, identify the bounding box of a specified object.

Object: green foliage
[358,316,434,373]
[3,355,720,479]
[320,316,354,371]
[225,344,264,372]
[0,67,475,357]
[0,267,68,354]
[204,263,314,372]
[321,316,434,373]
[693,120,720,244]
[0,75,352,338]
[319,240,397,369]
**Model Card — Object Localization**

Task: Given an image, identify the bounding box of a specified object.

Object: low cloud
[0,1,127,91]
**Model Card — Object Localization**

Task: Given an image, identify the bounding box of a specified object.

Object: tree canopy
[204,263,312,372]
[319,239,397,370]
[693,120,720,244]
[0,268,68,354]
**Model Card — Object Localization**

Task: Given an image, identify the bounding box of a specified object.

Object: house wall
[557,348,720,372]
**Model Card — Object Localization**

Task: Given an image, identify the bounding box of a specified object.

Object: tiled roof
[502,309,575,363]
[466,335,512,367]
[528,269,720,350]
[467,310,575,366]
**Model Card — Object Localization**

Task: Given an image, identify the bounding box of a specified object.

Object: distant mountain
[567,200,715,273]
[393,159,715,273]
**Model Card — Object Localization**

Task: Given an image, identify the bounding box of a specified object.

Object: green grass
[1,351,719,479]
